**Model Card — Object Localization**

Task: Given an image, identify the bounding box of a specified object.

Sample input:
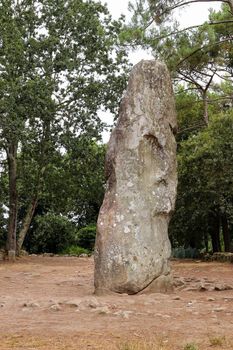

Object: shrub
[209,336,225,346]
[61,245,90,256]
[172,246,200,259]
[184,343,198,350]
[76,224,96,250]
[172,246,185,259]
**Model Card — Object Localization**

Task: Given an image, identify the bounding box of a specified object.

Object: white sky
[104,0,221,24]
[99,0,222,142]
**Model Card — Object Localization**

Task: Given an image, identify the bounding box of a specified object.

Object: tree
[0,0,129,259]
[170,96,233,252]
[0,139,106,253]
[25,212,76,254]
[32,138,106,227]
[126,2,233,124]
[126,1,233,252]
[19,137,105,253]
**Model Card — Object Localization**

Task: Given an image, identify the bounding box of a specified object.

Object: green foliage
[116,1,233,254]
[152,5,232,90]
[169,106,233,250]
[35,139,106,226]
[126,2,233,126]
[4,139,105,253]
[175,88,205,142]
[0,0,129,252]
[61,140,106,226]
[61,245,90,256]
[76,224,96,251]
[25,213,76,254]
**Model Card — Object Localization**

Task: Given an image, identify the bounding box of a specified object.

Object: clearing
[0,256,233,350]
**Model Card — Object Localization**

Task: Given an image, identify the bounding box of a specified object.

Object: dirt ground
[0,256,233,350]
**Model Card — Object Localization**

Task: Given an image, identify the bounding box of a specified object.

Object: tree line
[0,0,233,259]
[140,0,233,253]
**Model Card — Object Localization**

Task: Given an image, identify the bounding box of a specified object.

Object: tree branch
[153,20,233,41]
[177,36,233,67]
[177,122,206,134]
[156,0,229,18]
[204,71,216,93]
[178,70,204,90]
[205,95,233,102]
[176,94,233,106]
[176,87,200,93]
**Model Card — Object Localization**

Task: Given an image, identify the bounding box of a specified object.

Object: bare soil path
[0,256,233,350]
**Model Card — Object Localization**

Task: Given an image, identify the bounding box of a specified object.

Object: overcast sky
[99,0,222,142]
[104,0,221,24]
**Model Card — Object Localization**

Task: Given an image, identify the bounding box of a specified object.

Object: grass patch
[118,343,155,350]
[184,343,199,350]
[118,339,169,350]
[209,336,225,347]
[2,334,47,348]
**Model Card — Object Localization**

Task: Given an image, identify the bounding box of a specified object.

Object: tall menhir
[94,60,177,295]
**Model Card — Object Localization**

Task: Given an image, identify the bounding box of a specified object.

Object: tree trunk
[16,164,46,254]
[16,197,38,255]
[221,212,231,252]
[209,211,221,253]
[202,91,209,125]
[204,232,209,253]
[6,143,18,261]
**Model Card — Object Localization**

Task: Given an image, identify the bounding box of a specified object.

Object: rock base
[139,274,174,294]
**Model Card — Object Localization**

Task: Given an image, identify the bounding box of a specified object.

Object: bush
[61,245,90,256]
[76,224,96,250]
[184,344,198,350]
[26,213,76,254]
[172,246,200,259]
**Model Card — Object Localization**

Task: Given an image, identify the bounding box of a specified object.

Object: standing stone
[94,60,177,295]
